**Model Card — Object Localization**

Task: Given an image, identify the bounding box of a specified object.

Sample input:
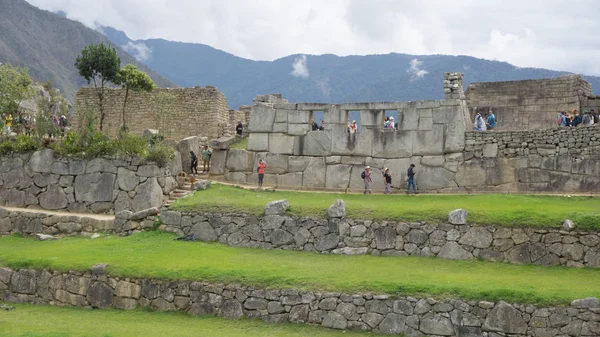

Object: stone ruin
[210,73,600,193]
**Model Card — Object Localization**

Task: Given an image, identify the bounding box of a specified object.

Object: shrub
[14,135,41,152]
[116,132,147,157]
[146,142,175,167]
[0,140,14,155]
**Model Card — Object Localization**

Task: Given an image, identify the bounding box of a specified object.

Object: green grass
[171,184,600,229]
[1,232,599,305]
[0,303,382,337]
[229,137,248,149]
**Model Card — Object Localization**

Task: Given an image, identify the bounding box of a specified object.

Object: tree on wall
[114,64,155,132]
[0,63,34,119]
[74,42,120,131]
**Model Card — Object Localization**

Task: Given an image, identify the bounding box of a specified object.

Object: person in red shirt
[257,159,267,187]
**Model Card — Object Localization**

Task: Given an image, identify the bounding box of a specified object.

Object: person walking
[257,159,267,188]
[236,121,243,136]
[4,114,13,135]
[363,166,372,194]
[406,164,417,195]
[383,168,392,194]
[190,151,198,175]
[201,145,212,173]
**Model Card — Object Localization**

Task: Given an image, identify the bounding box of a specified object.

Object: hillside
[0,0,177,102]
[100,26,600,109]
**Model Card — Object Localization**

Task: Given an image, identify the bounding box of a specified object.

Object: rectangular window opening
[348,110,361,133]
[384,110,398,130]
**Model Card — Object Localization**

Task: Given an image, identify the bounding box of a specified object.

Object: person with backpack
[406,164,417,195]
[383,168,392,194]
[257,159,267,188]
[361,166,372,194]
[201,145,212,173]
[557,111,566,127]
[190,151,198,175]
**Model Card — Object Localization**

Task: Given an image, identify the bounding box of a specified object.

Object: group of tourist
[362,164,417,195]
[0,112,68,137]
[473,110,497,131]
[558,109,598,127]
[311,118,325,131]
[384,116,397,129]
[189,145,213,175]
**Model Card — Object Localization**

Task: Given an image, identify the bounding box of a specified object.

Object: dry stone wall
[0,150,182,214]
[3,266,599,336]
[74,87,230,140]
[158,210,600,268]
[466,75,592,131]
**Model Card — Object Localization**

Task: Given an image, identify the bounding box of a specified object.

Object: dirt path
[1,206,115,220]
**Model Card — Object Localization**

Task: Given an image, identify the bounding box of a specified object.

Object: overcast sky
[26,0,600,75]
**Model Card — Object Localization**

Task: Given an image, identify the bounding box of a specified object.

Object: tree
[0,63,34,118]
[74,42,120,131]
[114,64,155,131]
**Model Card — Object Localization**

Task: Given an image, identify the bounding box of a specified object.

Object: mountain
[0,0,177,102]
[100,25,600,110]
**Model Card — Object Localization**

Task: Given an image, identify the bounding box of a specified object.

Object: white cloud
[407,58,428,80]
[291,55,309,78]
[122,41,152,62]
[24,0,600,76]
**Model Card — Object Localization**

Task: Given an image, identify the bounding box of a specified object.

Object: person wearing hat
[363,166,372,194]
[350,120,358,133]
[407,164,417,195]
[383,168,392,194]
[390,116,395,129]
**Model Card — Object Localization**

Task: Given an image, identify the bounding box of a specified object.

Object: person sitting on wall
[236,120,243,136]
[389,116,395,129]
[319,120,325,131]
[257,159,267,188]
[190,151,198,175]
[311,118,319,131]
[486,110,497,130]
[384,116,390,129]
[350,120,358,133]
[201,145,212,173]
[474,112,486,131]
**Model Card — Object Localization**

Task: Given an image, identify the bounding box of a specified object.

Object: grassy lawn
[0,303,382,337]
[229,137,248,150]
[171,184,600,229]
[1,232,599,305]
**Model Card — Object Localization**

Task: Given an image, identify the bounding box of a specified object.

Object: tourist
[347,120,351,133]
[485,111,496,129]
[201,145,212,173]
[384,116,390,129]
[582,110,592,126]
[362,166,372,194]
[257,159,267,187]
[311,118,319,131]
[236,121,243,136]
[190,151,198,175]
[557,111,566,127]
[592,109,599,124]
[564,112,571,127]
[406,164,417,195]
[389,116,395,129]
[383,168,392,194]
[474,112,486,131]
[59,114,67,137]
[4,114,13,135]
[572,110,582,127]
[350,120,358,133]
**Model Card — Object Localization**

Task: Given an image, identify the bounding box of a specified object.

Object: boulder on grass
[327,199,346,218]
[448,209,468,225]
[193,180,211,191]
[563,219,575,231]
[264,199,289,215]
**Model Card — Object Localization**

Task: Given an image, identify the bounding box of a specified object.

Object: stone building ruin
[211,73,600,193]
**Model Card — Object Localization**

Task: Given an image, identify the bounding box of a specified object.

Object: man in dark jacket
[236,121,243,135]
[406,164,417,195]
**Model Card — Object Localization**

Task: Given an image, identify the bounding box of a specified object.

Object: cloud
[121,41,152,62]
[291,55,309,78]
[407,58,428,80]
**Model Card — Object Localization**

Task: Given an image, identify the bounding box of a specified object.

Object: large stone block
[277,172,303,188]
[483,301,527,334]
[372,131,413,158]
[248,133,269,152]
[86,158,117,174]
[27,149,54,173]
[132,178,163,212]
[455,160,486,187]
[287,110,311,123]
[412,125,444,156]
[74,173,116,203]
[302,131,332,156]
[249,104,275,132]
[288,123,310,136]
[331,131,373,157]
[209,150,227,175]
[398,104,419,130]
[444,121,466,152]
[87,281,114,308]
[325,164,352,190]
[269,134,295,155]
[226,149,252,172]
[302,157,326,188]
[2,168,33,189]
[486,158,516,186]
[360,110,383,127]
[254,153,288,174]
[288,156,311,172]
[176,136,200,174]
[416,166,456,191]
[39,184,68,210]
[117,168,139,192]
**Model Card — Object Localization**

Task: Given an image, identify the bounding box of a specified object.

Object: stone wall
[74,87,230,140]
[0,149,182,214]
[466,75,592,131]
[3,266,599,336]
[158,210,600,268]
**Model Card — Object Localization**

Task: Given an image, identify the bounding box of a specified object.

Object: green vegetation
[0,135,41,155]
[1,232,599,305]
[0,63,34,119]
[230,137,248,149]
[114,64,156,131]
[0,304,380,337]
[171,184,600,228]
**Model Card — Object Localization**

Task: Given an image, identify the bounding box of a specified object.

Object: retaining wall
[2,267,599,336]
[0,150,182,214]
[158,210,600,268]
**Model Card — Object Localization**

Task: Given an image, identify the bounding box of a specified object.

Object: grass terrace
[1,232,599,306]
[0,303,381,337]
[171,184,600,229]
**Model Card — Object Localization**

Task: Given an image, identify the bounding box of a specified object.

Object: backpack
[557,115,562,125]
[361,171,366,179]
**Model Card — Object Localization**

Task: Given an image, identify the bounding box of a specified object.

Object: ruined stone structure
[466,75,592,131]
[74,87,230,140]
[0,149,182,214]
[211,73,600,193]
[3,266,600,336]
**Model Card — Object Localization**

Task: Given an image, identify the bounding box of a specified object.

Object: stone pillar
[443,72,466,100]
